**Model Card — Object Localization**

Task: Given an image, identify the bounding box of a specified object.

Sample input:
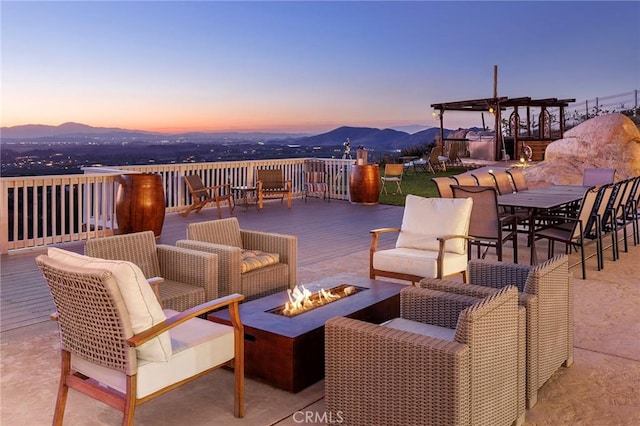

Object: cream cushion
[373,247,469,280]
[47,248,171,362]
[396,195,473,255]
[72,309,235,398]
[382,317,456,341]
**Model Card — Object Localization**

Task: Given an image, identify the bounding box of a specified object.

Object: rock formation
[523,113,640,188]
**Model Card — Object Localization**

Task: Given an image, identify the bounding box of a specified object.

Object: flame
[281,284,358,317]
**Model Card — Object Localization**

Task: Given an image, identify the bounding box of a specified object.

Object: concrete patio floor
[1,200,639,425]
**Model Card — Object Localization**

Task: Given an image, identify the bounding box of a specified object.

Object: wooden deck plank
[1,198,404,333]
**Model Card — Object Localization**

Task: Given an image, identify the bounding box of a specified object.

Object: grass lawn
[377,166,472,206]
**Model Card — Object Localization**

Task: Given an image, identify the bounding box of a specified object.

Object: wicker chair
[419,254,573,409]
[326,285,525,426]
[177,217,297,301]
[256,168,292,209]
[36,249,244,425]
[85,230,218,311]
[370,195,474,284]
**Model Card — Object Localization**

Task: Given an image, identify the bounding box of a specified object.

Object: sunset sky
[2,1,639,134]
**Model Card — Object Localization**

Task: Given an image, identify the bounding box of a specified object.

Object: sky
[2,1,639,134]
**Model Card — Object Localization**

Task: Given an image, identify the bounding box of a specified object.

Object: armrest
[419,277,539,311]
[176,239,242,295]
[127,293,244,347]
[147,276,165,303]
[156,244,219,300]
[240,229,296,257]
[369,227,401,253]
[436,234,475,278]
[400,286,482,329]
[468,259,532,291]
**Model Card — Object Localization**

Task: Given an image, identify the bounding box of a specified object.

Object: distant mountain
[1,122,462,152]
[292,126,411,150]
[390,124,431,134]
[0,122,308,141]
[0,122,160,139]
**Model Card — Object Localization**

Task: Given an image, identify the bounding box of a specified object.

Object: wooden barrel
[349,165,380,205]
[116,173,166,237]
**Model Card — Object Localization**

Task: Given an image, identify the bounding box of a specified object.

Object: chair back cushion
[47,248,171,362]
[187,217,243,248]
[396,195,473,254]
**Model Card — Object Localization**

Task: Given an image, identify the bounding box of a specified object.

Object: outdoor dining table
[498,185,593,264]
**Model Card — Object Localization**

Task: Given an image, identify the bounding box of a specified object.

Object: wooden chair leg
[122,375,137,426]
[53,350,71,426]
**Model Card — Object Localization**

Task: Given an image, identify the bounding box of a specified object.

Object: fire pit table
[208,274,404,393]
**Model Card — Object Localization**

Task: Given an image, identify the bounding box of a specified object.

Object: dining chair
[535,187,601,279]
[586,184,616,267]
[506,168,529,192]
[452,173,477,186]
[600,179,631,259]
[451,185,519,263]
[624,176,640,245]
[430,176,456,198]
[471,171,497,188]
[491,170,516,195]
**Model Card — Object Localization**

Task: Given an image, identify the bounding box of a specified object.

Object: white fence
[0,157,353,253]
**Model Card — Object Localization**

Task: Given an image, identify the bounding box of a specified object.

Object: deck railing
[0,157,354,253]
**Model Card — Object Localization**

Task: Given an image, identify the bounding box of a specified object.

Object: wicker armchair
[326,285,525,426]
[85,230,218,311]
[36,249,244,425]
[419,254,573,409]
[176,217,297,301]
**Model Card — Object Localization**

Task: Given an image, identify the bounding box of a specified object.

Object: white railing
[0,157,354,253]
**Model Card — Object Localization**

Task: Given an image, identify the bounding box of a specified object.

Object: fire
[277,284,360,317]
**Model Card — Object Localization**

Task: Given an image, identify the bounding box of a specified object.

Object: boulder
[523,113,640,188]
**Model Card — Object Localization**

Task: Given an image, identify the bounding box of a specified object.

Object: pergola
[431,96,575,161]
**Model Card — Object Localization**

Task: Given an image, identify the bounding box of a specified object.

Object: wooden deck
[0,198,404,332]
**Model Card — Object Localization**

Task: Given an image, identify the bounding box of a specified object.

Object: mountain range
[1,122,452,151]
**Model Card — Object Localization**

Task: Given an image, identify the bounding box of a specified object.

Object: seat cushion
[373,247,468,279]
[47,248,171,362]
[382,317,456,341]
[71,309,235,398]
[396,195,473,255]
[241,249,280,273]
